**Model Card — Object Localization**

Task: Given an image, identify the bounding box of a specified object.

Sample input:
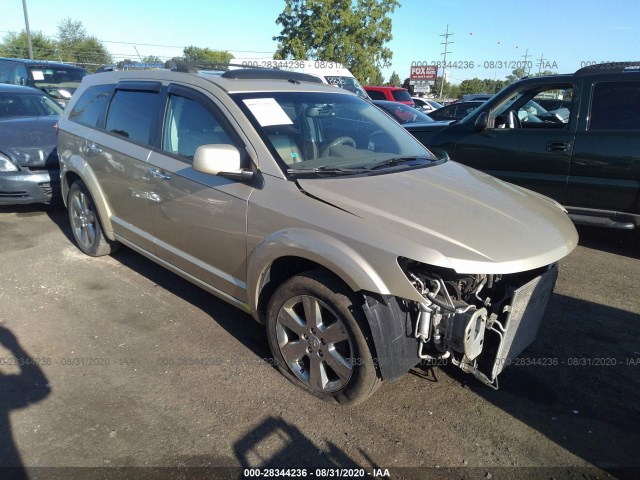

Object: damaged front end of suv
[398,259,558,388]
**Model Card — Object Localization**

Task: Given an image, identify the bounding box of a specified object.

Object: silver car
[57,68,577,404]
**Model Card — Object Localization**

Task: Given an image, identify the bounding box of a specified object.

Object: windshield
[233,92,434,173]
[28,65,87,95]
[324,75,370,99]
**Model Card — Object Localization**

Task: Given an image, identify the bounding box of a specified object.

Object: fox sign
[410,64,438,81]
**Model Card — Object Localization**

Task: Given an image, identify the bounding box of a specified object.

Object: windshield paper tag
[31,70,45,80]
[243,98,293,127]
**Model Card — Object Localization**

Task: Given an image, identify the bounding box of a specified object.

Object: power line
[0,29,276,55]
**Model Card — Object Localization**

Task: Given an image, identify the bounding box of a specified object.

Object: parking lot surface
[0,205,638,479]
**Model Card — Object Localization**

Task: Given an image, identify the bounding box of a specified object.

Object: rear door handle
[147,168,171,181]
[546,141,571,152]
[87,143,102,154]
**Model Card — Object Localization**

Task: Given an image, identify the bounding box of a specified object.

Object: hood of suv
[297,161,578,273]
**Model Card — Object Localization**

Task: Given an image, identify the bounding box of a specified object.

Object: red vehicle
[363,86,414,105]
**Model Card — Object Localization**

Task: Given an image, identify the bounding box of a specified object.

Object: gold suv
[57,67,577,404]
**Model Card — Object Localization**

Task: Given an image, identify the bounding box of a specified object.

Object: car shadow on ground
[576,225,640,260]
[417,292,640,479]
[233,416,366,469]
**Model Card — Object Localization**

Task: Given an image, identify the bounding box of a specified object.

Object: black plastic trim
[360,293,419,381]
[115,81,162,92]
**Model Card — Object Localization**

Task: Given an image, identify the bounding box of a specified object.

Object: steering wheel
[322,136,356,156]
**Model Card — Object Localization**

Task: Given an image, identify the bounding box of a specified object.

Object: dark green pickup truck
[407,63,640,229]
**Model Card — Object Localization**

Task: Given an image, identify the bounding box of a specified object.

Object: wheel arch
[248,229,392,324]
[61,161,115,239]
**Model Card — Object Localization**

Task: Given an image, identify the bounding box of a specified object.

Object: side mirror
[474,112,488,132]
[193,144,254,181]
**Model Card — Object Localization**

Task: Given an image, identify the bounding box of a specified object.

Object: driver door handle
[546,141,571,152]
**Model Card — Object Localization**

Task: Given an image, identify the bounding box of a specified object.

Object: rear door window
[589,81,640,130]
[105,89,160,144]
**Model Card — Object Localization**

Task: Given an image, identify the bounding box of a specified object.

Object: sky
[2,0,638,84]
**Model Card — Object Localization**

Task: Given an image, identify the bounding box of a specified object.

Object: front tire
[266,270,381,405]
[67,180,119,257]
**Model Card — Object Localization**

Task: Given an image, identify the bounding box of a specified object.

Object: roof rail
[221,68,323,83]
[575,62,640,76]
[168,60,324,83]
[169,61,274,73]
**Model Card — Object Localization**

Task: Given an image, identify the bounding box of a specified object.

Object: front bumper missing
[455,265,558,388]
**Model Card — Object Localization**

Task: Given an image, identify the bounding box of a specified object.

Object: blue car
[0,84,63,204]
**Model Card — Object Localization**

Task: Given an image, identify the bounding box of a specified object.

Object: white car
[411,97,442,112]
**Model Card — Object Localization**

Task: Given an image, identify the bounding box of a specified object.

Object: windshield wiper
[364,156,434,171]
[286,166,367,176]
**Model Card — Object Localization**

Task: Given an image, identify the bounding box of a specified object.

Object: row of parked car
[2,57,639,230]
[0,56,637,405]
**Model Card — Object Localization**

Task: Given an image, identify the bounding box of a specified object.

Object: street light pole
[22,0,34,60]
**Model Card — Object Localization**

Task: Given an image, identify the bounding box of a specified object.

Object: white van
[236,58,369,99]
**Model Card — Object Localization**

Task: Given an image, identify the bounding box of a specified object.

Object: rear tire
[266,270,381,405]
[67,180,119,256]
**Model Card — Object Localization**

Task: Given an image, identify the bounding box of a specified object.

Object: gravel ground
[0,205,638,480]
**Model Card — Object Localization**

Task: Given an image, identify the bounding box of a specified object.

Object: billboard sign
[410,65,438,81]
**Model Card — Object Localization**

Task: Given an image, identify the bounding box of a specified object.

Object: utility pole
[438,25,453,102]
[521,48,531,76]
[134,46,143,62]
[22,0,34,60]
[537,53,546,75]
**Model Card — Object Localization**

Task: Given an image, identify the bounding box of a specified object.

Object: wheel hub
[308,334,321,351]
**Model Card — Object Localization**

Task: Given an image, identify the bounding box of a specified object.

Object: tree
[0,31,58,60]
[432,77,459,101]
[273,0,400,85]
[388,71,401,86]
[369,68,385,85]
[142,55,162,64]
[56,18,111,69]
[532,69,557,77]
[459,77,487,95]
[402,77,413,94]
[57,18,86,47]
[506,67,527,84]
[483,79,507,94]
[182,46,234,64]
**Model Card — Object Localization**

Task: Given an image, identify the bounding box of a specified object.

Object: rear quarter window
[68,84,115,127]
[392,89,412,102]
[105,90,160,144]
